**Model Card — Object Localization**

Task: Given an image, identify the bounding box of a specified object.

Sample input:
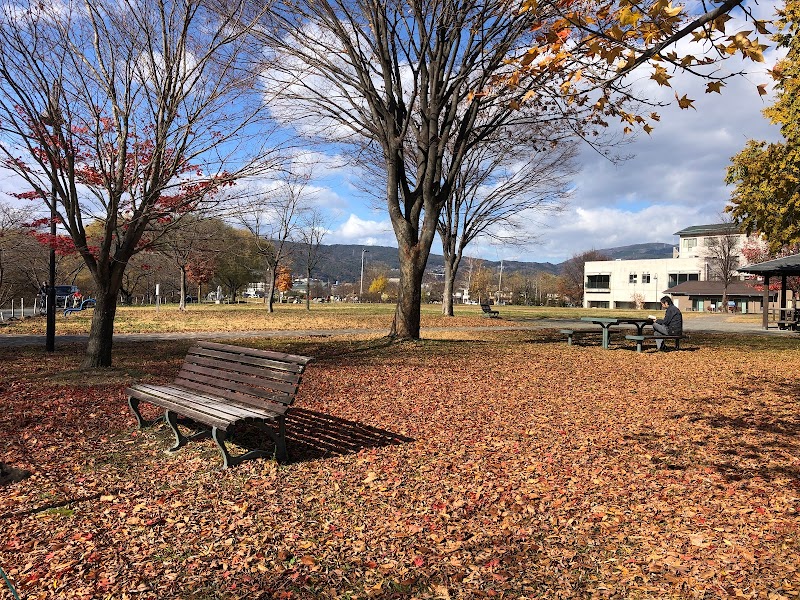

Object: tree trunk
[390,247,426,339]
[179,266,187,311]
[442,260,455,316]
[306,267,311,311]
[81,288,119,368]
[267,270,277,313]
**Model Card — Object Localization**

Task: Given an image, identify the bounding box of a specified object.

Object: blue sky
[311,67,782,264]
[1,0,783,266]
[300,1,784,264]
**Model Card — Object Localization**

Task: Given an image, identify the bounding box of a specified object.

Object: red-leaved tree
[0,0,278,367]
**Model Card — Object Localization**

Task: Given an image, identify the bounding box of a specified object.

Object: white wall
[584,257,703,308]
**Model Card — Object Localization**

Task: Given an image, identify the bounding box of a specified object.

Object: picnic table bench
[126,341,313,468]
[625,334,685,353]
[480,303,499,318]
[63,298,96,316]
[559,328,607,346]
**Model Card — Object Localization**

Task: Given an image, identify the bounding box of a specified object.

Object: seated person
[648,296,683,350]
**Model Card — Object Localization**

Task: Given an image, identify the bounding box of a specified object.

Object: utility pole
[496,259,504,305]
[359,248,369,300]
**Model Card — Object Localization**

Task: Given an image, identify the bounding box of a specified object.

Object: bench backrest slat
[182,357,300,391]
[175,368,292,405]
[172,342,312,413]
[189,347,305,373]
[193,341,313,367]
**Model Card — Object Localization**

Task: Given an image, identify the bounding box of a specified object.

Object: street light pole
[360,248,369,300]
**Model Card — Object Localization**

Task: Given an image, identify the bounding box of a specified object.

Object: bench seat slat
[127,385,237,430]
[172,377,291,413]
[181,358,300,392]
[130,383,281,422]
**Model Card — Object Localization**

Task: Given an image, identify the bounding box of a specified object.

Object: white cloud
[326,214,394,246]
[524,6,786,263]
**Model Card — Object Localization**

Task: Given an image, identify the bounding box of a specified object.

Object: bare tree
[559,250,611,306]
[158,217,224,310]
[705,228,743,312]
[234,171,310,312]
[255,0,763,340]
[0,202,26,306]
[298,207,330,310]
[438,133,576,315]
[257,0,597,339]
[0,0,277,367]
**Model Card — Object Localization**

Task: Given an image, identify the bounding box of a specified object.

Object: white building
[583,223,756,312]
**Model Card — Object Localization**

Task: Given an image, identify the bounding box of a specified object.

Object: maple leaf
[675,93,695,109]
[706,81,724,94]
[651,65,672,87]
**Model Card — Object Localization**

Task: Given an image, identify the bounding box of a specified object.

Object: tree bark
[442,267,455,316]
[390,244,427,339]
[267,269,277,312]
[306,267,311,311]
[179,266,187,311]
[81,287,119,368]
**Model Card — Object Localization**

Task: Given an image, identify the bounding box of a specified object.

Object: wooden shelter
[738,254,800,329]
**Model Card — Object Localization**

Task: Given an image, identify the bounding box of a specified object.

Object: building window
[683,238,697,251]
[588,301,610,309]
[629,273,638,284]
[642,273,651,284]
[668,272,700,288]
[586,274,610,289]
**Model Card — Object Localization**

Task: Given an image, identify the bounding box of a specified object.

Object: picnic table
[580,316,654,349]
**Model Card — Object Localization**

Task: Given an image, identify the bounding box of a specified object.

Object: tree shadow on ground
[230,408,414,464]
[664,395,800,483]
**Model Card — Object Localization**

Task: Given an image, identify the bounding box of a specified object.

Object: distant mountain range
[302,242,676,283]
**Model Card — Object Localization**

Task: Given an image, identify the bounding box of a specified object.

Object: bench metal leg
[212,427,269,469]
[129,397,160,428]
[164,409,210,452]
[274,418,288,464]
[635,340,643,353]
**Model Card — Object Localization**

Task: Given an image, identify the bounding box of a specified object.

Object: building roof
[666,280,776,298]
[739,253,800,275]
[673,223,742,237]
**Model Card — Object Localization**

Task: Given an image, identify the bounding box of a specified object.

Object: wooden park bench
[625,334,685,353]
[480,303,499,318]
[126,341,313,468]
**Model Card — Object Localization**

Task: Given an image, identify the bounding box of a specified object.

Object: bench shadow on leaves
[230,408,414,464]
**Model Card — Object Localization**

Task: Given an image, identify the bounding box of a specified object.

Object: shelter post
[763,276,770,330]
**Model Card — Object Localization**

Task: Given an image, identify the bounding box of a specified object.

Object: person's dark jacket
[657,305,683,335]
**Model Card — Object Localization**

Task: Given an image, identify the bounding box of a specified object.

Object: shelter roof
[666,280,775,298]
[738,253,800,275]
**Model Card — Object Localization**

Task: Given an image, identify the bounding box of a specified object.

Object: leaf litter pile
[1,332,800,599]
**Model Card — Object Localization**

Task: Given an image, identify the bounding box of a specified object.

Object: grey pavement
[0,314,793,348]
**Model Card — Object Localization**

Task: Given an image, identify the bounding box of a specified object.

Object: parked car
[39,284,80,309]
